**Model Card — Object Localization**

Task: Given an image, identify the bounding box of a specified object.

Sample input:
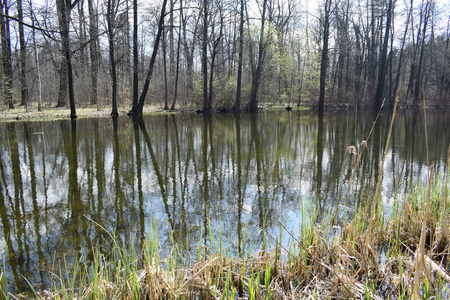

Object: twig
[176,256,219,293]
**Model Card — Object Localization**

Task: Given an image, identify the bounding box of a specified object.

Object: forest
[1,0,450,297]
[0,0,449,118]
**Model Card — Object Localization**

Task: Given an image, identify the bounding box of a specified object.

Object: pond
[0,110,449,293]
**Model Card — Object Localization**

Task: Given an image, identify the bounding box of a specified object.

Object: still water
[0,110,449,292]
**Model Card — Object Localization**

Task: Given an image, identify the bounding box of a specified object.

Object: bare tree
[106,0,125,116]
[17,0,29,110]
[181,1,198,100]
[0,0,445,113]
[207,8,225,109]
[0,0,14,109]
[128,0,168,116]
[413,0,432,106]
[88,0,100,106]
[373,0,395,109]
[170,0,183,111]
[233,0,245,112]
[248,0,268,112]
[56,0,79,119]
[392,0,412,105]
[162,27,169,110]
[318,0,332,115]
[132,0,138,107]
[29,0,43,111]
[201,0,210,113]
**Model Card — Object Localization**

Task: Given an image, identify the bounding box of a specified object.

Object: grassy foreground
[1,164,449,299]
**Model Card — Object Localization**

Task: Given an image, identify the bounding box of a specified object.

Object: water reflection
[0,110,449,293]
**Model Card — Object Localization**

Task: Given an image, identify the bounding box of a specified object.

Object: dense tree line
[0,0,448,116]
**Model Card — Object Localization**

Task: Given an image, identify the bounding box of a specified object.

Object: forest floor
[0,103,310,122]
[0,105,165,122]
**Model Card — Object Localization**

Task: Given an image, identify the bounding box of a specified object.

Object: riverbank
[2,166,449,299]
[0,104,311,122]
[0,105,165,122]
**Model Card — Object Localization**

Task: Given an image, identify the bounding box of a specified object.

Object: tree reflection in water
[0,110,449,293]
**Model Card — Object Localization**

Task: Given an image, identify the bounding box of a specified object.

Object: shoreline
[0,106,165,123]
[2,104,450,123]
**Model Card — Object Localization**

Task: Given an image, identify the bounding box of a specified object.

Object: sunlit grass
[0,105,168,122]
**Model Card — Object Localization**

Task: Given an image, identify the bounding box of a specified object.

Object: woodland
[0,0,449,118]
[1,0,450,297]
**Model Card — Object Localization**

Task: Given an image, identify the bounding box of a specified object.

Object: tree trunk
[170,35,181,111]
[182,5,197,99]
[201,0,210,113]
[234,0,245,112]
[77,0,86,67]
[208,18,224,108]
[170,0,183,111]
[132,0,138,107]
[56,0,77,119]
[30,1,43,111]
[373,0,394,110]
[318,0,332,115]
[353,24,363,106]
[107,0,118,116]
[438,23,449,104]
[162,27,169,110]
[406,0,418,102]
[128,0,167,116]
[0,0,13,109]
[392,1,411,104]
[17,0,29,110]
[413,0,431,106]
[57,60,68,107]
[366,0,378,98]
[169,0,175,101]
[88,0,99,106]
[248,0,268,112]
[123,0,131,95]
